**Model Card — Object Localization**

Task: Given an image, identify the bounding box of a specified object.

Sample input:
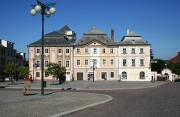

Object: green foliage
[151,59,180,75]
[19,66,29,78]
[4,64,18,76]
[168,62,180,75]
[151,59,166,73]
[46,63,66,80]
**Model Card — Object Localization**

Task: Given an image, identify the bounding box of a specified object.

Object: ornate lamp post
[31,0,56,95]
[91,59,97,82]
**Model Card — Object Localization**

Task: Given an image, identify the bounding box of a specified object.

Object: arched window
[122,72,127,79]
[140,71,145,79]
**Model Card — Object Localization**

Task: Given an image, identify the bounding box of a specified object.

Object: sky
[0,0,180,60]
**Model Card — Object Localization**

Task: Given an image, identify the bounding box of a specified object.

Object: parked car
[174,78,180,82]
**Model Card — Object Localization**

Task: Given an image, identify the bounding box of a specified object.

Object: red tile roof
[170,52,180,63]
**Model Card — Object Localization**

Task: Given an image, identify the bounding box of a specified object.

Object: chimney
[111,29,114,42]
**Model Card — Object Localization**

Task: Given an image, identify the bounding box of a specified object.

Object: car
[174,78,180,82]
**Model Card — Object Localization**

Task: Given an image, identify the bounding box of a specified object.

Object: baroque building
[28,25,76,81]
[28,25,151,81]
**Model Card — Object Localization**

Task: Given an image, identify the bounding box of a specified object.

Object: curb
[49,94,113,117]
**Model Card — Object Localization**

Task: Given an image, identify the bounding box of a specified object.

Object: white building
[119,30,151,81]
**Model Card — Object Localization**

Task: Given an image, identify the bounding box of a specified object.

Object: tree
[167,62,180,75]
[151,59,166,73]
[46,63,66,84]
[4,63,18,84]
[19,66,29,79]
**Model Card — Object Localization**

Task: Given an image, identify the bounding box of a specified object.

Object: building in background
[169,52,180,63]
[119,30,151,81]
[0,39,26,80]
[28,25,76,81]
[28,25,151,81]
[74,27,119,81]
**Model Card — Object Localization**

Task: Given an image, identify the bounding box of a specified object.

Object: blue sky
[0,0,179,59]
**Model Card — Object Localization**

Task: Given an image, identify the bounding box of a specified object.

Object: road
[63,82,180,117]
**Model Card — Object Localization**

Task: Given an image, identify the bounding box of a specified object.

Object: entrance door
[77,72,83,80]
[101,72,107,80]
[88,73,93,80]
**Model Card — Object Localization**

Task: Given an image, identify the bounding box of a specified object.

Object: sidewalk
[0,89,112,117]
[0,80,167,90]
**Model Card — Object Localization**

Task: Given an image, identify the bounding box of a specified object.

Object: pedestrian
[24,77,31,95]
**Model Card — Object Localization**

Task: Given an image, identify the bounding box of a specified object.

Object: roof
[84,27,106,35]
[75,27,118,47]
[28,25,76,47]
[120,31,149,46]
[169,52,180,63]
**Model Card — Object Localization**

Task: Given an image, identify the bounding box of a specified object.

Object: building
[28,25,76,81]
[0,39,26,80]
[28,25,151,81]
[169,52,180,63]
[119,30,151,81]
[74,27,119,81]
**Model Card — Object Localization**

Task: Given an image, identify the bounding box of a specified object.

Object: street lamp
[91,59,97,82]
[31,0,56,95]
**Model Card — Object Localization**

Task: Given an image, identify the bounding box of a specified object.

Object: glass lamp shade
[49,7,56,14]
[45,11,51,17]
[31,9,37,16]
[35,5,42,12]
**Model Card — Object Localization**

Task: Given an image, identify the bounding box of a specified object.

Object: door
[77,72,83,80]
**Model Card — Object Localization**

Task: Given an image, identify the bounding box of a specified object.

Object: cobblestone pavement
[62,82,180,117]
[0,80,167,90]
[0,89,111,117]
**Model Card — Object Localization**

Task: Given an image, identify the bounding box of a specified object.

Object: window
[45,61,48,67]
[110,59,114,65]
[111,72,114,78]
[140,59,144,66]
[36,72,40,77]
[102,48,105,54]
[94,48,97,54]
[36,49,40,53]
[140,71,145,79]
[66,49,70,53]
[45,49,48,53]
[93,59,97,65]
[123,48,126,54]
[66,61,70,67]
[77,48,80,53]
[132,48,135,54]
[123,59,126,66]
[140,48,144,54]
[58,49,62,53]
[85,48,88,54]
[110,48,113,54]
[122,72,127,79]
[66,72,70,75]
[77,60,80,65]
[58,61,62,67]
[132,59,135,66]
[85,59,88,65]
[103,59,106,65]
[36,61,40,67]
